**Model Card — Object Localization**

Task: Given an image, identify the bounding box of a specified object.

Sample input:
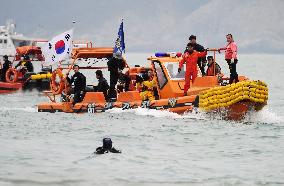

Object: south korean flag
[42,29,73,66]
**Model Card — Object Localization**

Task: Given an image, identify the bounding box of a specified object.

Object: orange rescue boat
[37,47,268,120]
[0,46,51,94]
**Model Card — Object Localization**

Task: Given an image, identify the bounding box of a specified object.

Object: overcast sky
[1,0,283,53]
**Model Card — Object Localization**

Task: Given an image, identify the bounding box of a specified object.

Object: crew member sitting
[139,73,156,101]
[94,70,109,100]
[206,56,221,76]
[95,138,121,154]
[117,71,131,92]
[67,65,86,104]
[15,55,34,73]
[147,69,159,99]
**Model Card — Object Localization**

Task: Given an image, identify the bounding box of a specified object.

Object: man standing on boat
[66,65,86,104]
[107,52,125,101]
[186,35,206,76]
[178,43,207,96]
[1,55,12,82]
[218,34,239,84]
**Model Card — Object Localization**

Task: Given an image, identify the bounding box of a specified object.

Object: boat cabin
[148,52,219,99]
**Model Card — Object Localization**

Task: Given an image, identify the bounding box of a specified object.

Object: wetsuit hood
[103,138,112,150]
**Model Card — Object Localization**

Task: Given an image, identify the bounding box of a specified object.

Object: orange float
[50,68,65,95]
[5,68,18,83]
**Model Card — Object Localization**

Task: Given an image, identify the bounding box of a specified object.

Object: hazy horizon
[1,0,283,54]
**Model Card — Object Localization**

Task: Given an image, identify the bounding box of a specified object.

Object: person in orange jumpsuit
[178,43,207,95]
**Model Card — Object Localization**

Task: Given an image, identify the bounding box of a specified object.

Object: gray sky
[1,0,283,53]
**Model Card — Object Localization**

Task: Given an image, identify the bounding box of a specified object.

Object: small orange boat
[37,47,268,120]
[0,46,51,94]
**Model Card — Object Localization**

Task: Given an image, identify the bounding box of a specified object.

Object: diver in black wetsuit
[95,138,121,154]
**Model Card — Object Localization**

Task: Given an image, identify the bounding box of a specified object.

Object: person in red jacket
[218,34,239,84]
[178,43,207,95]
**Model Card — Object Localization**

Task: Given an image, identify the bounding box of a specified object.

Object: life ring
[50,68,65,95]
[5,68,18,83]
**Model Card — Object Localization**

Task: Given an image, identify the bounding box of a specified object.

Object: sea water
[0,53,283,186]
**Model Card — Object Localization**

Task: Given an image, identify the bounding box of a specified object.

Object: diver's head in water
[95,138,121,154]
[103,138,112,150]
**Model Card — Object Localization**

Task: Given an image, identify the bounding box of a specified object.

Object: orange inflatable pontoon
[0,46,51,94]
[37,47,268,120]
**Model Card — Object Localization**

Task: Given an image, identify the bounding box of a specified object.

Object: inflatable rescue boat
[0,46,51,94]
[37,47,268,120]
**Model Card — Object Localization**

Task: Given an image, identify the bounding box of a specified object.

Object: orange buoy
[5,68,18,83]
[50,68,65,95]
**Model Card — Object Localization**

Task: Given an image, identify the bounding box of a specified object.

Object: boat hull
[209,101,266,120]
[0,79,50,94]
[0,82,22,94]
[38,98,265,121]
[37,91,265,120]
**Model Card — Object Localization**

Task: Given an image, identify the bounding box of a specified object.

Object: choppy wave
[106,106,283,125]
[243,107,283,124]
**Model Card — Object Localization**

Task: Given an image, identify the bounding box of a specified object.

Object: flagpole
[121,18,125,54]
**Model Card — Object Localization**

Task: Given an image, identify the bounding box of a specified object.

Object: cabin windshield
[13,40,33,48]
[164,62,185,80]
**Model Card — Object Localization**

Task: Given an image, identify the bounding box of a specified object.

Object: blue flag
[113,20,125,54]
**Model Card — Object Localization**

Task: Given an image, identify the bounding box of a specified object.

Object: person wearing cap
[95,138,121,154]
[94,70,109,100]
[178,43,207,96]
[66,65,86,104]
[218,34,239,84]
[186,35,206,76]
[206,56,221,76]
[107,52,126,101]
[1,55,12,81]
[15,55,34,73]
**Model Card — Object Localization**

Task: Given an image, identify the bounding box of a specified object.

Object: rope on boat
[199,80,268,111]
